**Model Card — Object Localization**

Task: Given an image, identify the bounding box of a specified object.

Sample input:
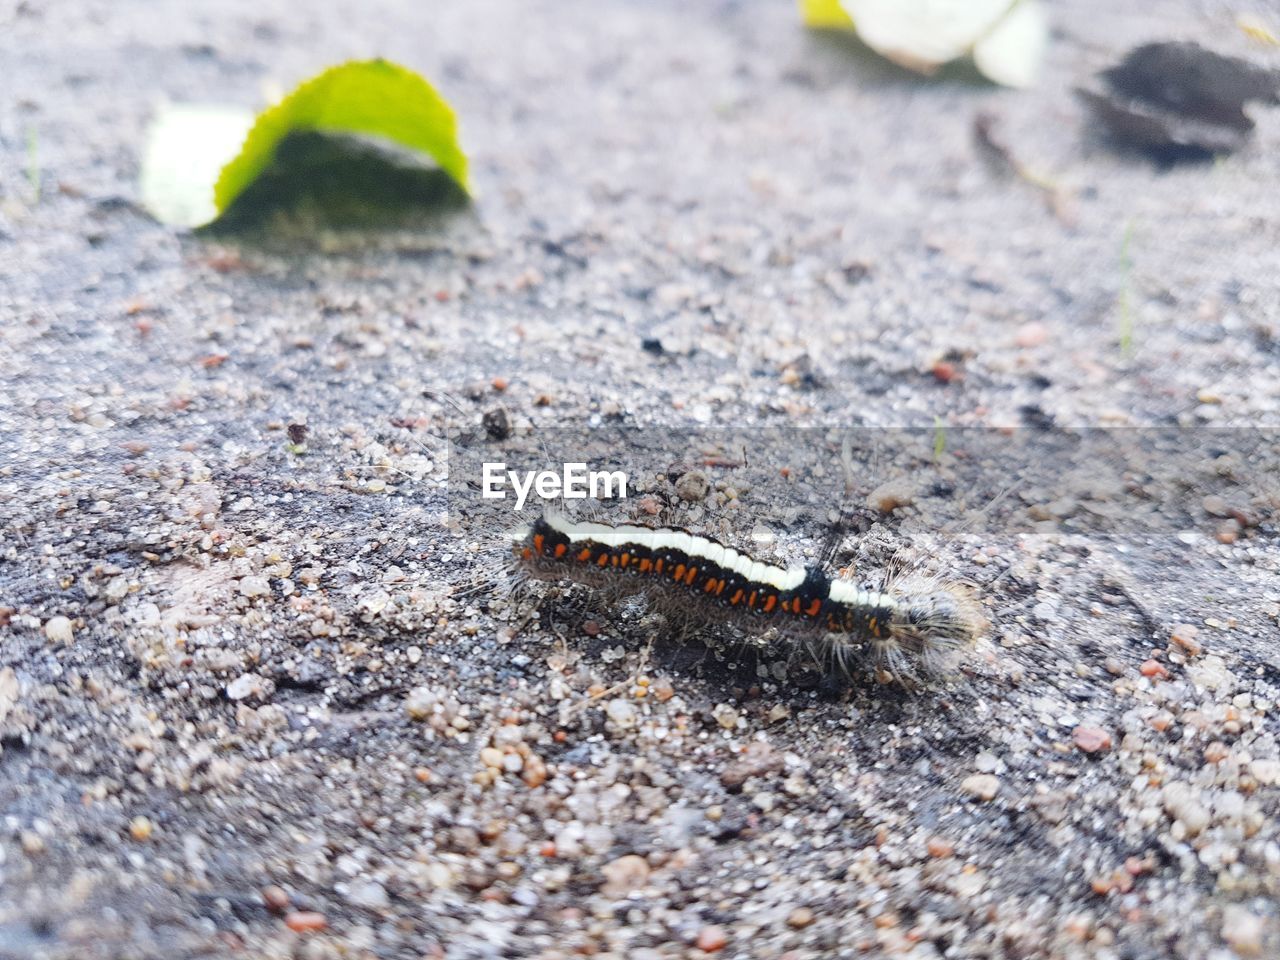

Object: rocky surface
[2,1,1279,958]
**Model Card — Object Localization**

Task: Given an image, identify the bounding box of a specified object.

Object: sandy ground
[2,1,1280,958]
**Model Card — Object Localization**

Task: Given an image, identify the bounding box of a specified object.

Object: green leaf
[214,59,468,216]
[140,59,467,228]
[798,0,854,29]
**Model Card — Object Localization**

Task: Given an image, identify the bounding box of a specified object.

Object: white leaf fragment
[141,104,254,228]
[838,0,1047,87]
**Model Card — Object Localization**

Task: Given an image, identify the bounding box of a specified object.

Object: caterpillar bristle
[504,511,984,687]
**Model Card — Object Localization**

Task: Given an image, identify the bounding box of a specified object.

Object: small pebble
[1032,600,1060,622]
[44,616,74,643]
[696,925,728,952]
[1015,321,1049,348]
[20,830,45,855]
[930,360,960,383]
[1201,495,1229,517]
[344,878,389,910]
[1163,783,1211,837]
[1221,904,1264,957]
[960,774,1000,801]
[975,751,1000,773]
[522,756,548,788]
[675,471,710,502]
[606,699,638,729]
[129,815,153,841]
[1072,726,1112,754]
[284,911,327,933]
[226,673,264,701]
[951,870,987,898]
[1196,387,1222,404]
[238,576,270,598]
[787,907,815,929]
[866,479,916,514]
[721,742,783,789]
[1140,660,1170,680]
[1203,741,1230,764]
[482,407,511,440]
[926,837,955,858]
[1124,856,1151,877]
[1249,760,1280,786]
[600,854,650,897]
[405,687,437,720]
[712,704,739,731]
[262,885,290,912]
[1170,624,1202,657]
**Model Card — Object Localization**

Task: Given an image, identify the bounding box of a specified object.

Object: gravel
[2,1,1279,959]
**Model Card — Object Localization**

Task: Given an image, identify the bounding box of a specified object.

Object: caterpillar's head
[508,514,573,582]
[509,521,534,557]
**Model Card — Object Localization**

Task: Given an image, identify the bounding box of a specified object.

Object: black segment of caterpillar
[511,512,982,684]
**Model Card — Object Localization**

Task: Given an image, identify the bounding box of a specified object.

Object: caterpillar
[511,512,983,685]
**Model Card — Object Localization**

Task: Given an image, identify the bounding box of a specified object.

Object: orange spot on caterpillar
[639,558,652,573]
[533,534,545,554]
[597,554,609,567]
[704,578,717,594]
[868,617,879,637]
[731,589,744,605]
[554,543,567,558]
[577,548,591,562]
[764,594,777,613]
[715,580,727,596]
[684,567,698,586]
[522,548,532,560]
[611,553,620,567]
[806,598,822,617]
[620,553,630,567]
[673,563,686,581]
[748,592,758,608]
[655,559,665,574]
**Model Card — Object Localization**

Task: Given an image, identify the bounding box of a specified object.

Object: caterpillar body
[512,512,982,684]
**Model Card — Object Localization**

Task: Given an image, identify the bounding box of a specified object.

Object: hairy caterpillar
[511,512,983,685]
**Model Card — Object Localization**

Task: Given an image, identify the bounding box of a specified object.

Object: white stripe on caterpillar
[511,513,982,685]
